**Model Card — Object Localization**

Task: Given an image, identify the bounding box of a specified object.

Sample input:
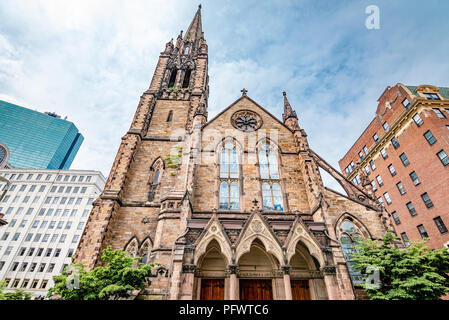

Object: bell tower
[74,6,209,275]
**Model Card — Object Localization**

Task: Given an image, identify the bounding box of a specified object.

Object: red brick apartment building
[339,84,449,249]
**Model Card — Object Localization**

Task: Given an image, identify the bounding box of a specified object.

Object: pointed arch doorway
[197,240,227,300]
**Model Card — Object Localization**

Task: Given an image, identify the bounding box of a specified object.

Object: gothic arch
[234,212,284,264]
[254,137,284,154]
[334,212,372,240]
[285,218,325,267]
[124,236,140,257]
[139,236,154,264]
[214,136,244,162]
[150,156,165,170]
[194,216,232,265]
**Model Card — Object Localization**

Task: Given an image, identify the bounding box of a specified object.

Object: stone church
[74,6,393,300]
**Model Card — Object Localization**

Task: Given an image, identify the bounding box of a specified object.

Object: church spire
[184,5,203,43]
[282,91,300,132]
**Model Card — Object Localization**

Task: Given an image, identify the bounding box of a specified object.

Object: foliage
[47,247,159,300]
[165,145,184,170]
[350,232,449,300]
[0,280,32,300]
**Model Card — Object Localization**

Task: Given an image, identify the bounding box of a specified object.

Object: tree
[47,247,159,300]
[350,232,449,300]
[0,280,32,300]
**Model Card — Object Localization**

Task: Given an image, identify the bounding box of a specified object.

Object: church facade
[74,6,393,300]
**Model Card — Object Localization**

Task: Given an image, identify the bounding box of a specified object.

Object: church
[74,6,393,300]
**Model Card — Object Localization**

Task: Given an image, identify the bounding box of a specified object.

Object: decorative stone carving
[193,218,232,265]
[182,264,197,273]
[228,264,239,274]
[231,110,263,132]
[321,265,337,275]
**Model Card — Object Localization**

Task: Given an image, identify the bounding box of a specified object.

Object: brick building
[339,83,449,250]
[74,6,391,300]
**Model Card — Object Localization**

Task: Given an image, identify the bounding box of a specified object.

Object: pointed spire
[184,5,203,43]
[282,91,298,122]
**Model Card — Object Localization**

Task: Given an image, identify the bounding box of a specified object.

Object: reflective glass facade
[0,100,83,169]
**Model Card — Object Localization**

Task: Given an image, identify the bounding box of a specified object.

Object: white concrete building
[0,169,105,298]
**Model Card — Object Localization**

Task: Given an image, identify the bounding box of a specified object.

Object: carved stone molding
[321,265,337,275]
[182,264,197,273]
[281,265,291,275]
[228,264,239,274]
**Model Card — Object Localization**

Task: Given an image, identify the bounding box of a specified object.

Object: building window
[401,232,410,247]
[166,110,173,122]
[352,175,361,186]
[420,192,434,208]
[31,280,39,289]
[383,192,392,205]
[182,69,191,88]
[417,224,429,239]
[412,113,423,126]
[391,137,400,149]
[345,161,355,175]
[376,175,383,186]
[364,165,370,175]
[168,69,177,88]
[259,144,283,212]
[40,280,48,289]
[391,211,401,225]
[388,164,397,176]
[406,202,417,216]
[424,130,437,145]
[219,142,239,210]
[382,122,390,132]
[434,217,448,234]
[437,150,449,166]
[396,181,406,195]
[373,133,379,143]
[409,171,420,185]
[433,108,445,118]
[370,180,377,191]
[399,153,410,166]
[363,145,369,155]
[402,98,410,109]
[377,197,383,205]
[425,93,440,100]
[380,148,388,159]
[339,220,364,284]
[358,151,364,160]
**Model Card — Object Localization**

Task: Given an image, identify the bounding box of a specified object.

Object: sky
[0,0,448,192]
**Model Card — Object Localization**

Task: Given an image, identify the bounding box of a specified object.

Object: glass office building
[0,100,84,169]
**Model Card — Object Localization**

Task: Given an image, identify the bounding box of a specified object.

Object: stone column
[228,264,239,300]
[281,266,292,300]
[180,264,196,300]
[321,265,340,300]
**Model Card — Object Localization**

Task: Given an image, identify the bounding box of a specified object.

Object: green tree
[0,280,32,300]
[351,232,449,300]
[47,247,159,300]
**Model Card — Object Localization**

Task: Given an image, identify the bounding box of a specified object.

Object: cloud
[0,0,448,194]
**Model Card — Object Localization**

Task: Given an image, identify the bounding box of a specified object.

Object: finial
[241,88,248,96]
[283,91,287,96]
[199,4,202,9]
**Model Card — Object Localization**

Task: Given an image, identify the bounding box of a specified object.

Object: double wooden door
[200,279,224,300]
[291,280,311,300]
[239,279,273,300]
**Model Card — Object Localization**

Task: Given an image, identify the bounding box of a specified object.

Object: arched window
[167,110,173,122]
[152,169,160,185]
[168,69,177,88]
[182,69,191,88]
[219,142,239,210]
[339,220,363,284]
[258,144,283,211]
[184,44,190,55]
[148,158,164,202]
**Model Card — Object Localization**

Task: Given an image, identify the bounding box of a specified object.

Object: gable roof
[202,94,294,133]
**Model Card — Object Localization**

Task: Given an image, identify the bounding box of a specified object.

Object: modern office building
[0,100,84,170]
[0,168,105,298]
[339,84,449,250]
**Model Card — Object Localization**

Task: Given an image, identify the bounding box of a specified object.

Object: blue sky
[0,0,448,191]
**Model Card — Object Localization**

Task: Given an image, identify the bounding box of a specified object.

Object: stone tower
[75,6,391,300]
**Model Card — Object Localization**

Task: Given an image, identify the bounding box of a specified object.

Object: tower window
[184,45,190,55]
[182,69,191,88]
[168,69,178,88]
[167,110,173,122]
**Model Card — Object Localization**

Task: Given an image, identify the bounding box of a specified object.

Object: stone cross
[241,88,248,96]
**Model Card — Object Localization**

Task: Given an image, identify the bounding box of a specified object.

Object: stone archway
[196,240,227,300]
[289,241,328,300]
[236,239,280,300]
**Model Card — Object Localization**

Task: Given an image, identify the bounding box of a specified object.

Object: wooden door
[200,279,224,300]
[239,279,273,300]
[291,280,311,300]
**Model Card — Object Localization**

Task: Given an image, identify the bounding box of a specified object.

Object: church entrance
[200,279,225,300]
[291,280,311,300]
[239,279,273,300]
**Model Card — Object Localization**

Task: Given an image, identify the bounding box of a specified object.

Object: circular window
[231,110,262,132]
